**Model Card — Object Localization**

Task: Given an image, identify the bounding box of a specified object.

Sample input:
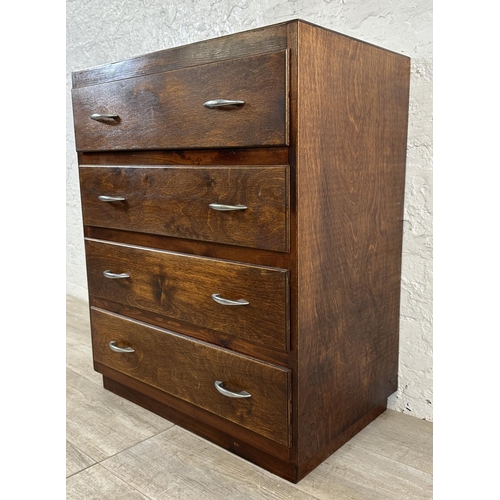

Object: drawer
[79,165,289,252]
[91,308,291,446]
[72,50,288,151]
[85,239,290,351]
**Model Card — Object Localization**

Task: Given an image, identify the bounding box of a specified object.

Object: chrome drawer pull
[203,99,245,108]
[209,203,247,211]
[214,381,251,398]
[103,270,130,279]
[211,294,249,306]
[109,341,135,353]
[90,113,119,121]
[98,195,126,202]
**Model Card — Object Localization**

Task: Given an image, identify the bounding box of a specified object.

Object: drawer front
[80,165,289,252]
[72,50,288,151]
[85,239,289,351]
[91,308,291,446]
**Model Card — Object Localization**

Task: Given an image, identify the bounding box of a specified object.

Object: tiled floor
[66,295,433,499]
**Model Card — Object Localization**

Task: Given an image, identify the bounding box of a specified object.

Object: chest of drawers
[71,20,410,482]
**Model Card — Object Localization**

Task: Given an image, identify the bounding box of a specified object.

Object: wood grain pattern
[100,371,383,484]
[285,20,300,466]
[72,51,288,151]
[91,308,291,445]
[84,226,292,270]
[85,239,290,351]
[67,292,432,497]
[78,147,289,166]
[98,365,292,462]
[70,19,412,482]
[79,165,289,252]
[72,23,288,88]
[294,21,410,463]
[91,296,291,367]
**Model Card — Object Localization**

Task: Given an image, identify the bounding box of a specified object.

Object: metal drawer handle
[203,99,245,109]
[209,203,247,211]
[215,381,251,398]
[90,113,119,121]
[109,341,135,353]
[211,293,249,306]
[98,195,126,202]
[103,270,130,279]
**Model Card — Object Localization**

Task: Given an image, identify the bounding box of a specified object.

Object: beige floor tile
[66,336,102,384]
[102,426,321,500]
[349,409,433,474]
[67,464,151,500]
[296,440,432,500]
[66,296,102,383]
[66,296,91,341]
[66,441,96,477]
[66,367,175,462]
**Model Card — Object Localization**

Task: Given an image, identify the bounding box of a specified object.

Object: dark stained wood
[85,239,290,351]
[294,21,410,464]
[91,308,291,446]
[72,51,288,151]
[100,372,384,483]
[84,226,291,269]
[285,20,300,465]
[72,23,289,88]
[71,19,411,483]
[79,165,289,252]
[91,296,291,367]
[98,367,292,462]
[78,147,289,166]
[101,373,296,479]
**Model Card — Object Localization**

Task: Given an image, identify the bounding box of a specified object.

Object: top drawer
[72,51,288,151]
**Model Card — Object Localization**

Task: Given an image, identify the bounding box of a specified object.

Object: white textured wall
[66,0,432,420]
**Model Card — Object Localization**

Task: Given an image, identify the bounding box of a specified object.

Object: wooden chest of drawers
[71,20,410,482]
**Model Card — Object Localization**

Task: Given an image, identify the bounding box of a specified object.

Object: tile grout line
[67,427,179,498]
[66,439,96,479]
[66,365,179,465]
[66,462,95,480]
[97,428,326,500]
[99,463,157,500]
[96,424,179,465]
[95,430,186,500]
[69,462,157,500]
